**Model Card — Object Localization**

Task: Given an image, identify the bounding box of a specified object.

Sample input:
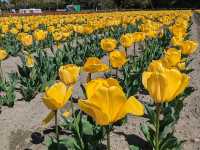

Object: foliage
[0,73,17,107]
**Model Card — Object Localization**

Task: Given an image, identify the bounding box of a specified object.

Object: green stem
[155,104,160,150]
[0,62,3,81]
[133,43,136,57]
[115,69,118,78]
[108,52,111,69]
[106,127,111,150]
[55,110,59,147]
[125,47,128,57]
[87,73,92,82]
[70,96,74,118]
[75,112,85,149]
[133,43,137,64]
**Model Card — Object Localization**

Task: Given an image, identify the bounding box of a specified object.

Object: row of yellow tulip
[0,10,192,49]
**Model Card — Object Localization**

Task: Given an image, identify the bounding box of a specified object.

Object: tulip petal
[46,82,66,102]
[106,78,121,87]
[125,96,144,116]
[78,100,109,125]
[147,73,168,103]
[43,96,62,110]
[63,111,71,118]
[114,96,144,121]
[142,71,152,89]
[86,78,105,99]
[170,74,190,102]
[88,86,126,123]
[163,69,183,101]
[107,86,127,121]
[42,111,55,125]
[89,86,110,115]
[65,85,74,102]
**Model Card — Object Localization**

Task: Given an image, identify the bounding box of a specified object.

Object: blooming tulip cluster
[0,10,198,150]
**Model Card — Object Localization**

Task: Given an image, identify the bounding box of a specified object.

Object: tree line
[0,0,199,10]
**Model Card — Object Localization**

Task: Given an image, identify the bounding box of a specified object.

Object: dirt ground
[0,14,200,150]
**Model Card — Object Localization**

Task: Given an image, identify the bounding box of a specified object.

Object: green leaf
[60,137,81,150]
[82,119,93,136]
[129,144,140,150]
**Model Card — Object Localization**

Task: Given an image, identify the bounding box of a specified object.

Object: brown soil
[0,14,200,150]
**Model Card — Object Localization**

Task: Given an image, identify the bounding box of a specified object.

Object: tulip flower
[100,38,117,52]
[79,78,144,149]
[0,48,8,61]
[79,78,144,125]
[142,61,190,150]
[1,25,9,33]
[177,62,186,71]
[59,64,80,85]
[33,29,47,41]
[109,50,127,69]
[52,32,63,42]
[120,33,134,56]
[42,82,73,143]
[132,32,146,43]
[171,36,183,46]
[43,81,73,114]
[145,60,165,73]
[0,48,8,81]
[83,57,109,73]
[85,78,120,99]
[62,32,72,41]
[142,66,189,103]
[120,34,133,48]
[82,25,94,34]
[59,64,80,117]
[161,48,181,67]
[20,34,33,47]
[25,54,35,68]
[74,25,84,34]
[10,28,19,34]
[180,40,198,55]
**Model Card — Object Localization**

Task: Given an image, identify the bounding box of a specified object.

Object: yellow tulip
[120,34,133,48]
[0,49,8,61]
[142,68,189,103]
[100,38,117,52]
[1,25,9,33]
[47,25,55,33]
[52,32,63,41]
[62,32,72,40]
[171,36,183,46]
[78,78,144,125]
[132,32,145,42]
[20,34,33,47]
[59,64,80,85]
[147,60,165,72]
[85,78,121,99]
[25,54,35,68]
[180,40,198,55]
[10,28,19,34]
[83,26,94,34]
[83,57,109,73]
[74,25,84,34]
[23,24,31,32]
[43,82,73,110]
[162,48,181,67]
[109,50,127,68]
[143,60,170,89]
[177,62,186,71]
[33,30,47,41]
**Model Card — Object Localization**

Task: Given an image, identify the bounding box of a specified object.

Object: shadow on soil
[115,132,152,150]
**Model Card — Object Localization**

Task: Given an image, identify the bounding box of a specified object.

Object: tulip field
[0,10,200,150]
